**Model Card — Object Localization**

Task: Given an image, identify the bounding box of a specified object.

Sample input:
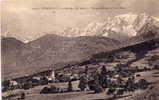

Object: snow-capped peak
[114,13,138,24]
[59,13,159,39]
[153,17,159,22]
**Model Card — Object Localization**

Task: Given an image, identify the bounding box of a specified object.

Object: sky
[1,0,159,42]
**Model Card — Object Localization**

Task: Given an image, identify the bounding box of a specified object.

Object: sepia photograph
[1,0,159,100]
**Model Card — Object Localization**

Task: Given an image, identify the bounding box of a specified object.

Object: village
[2,38,159,100]
[2,60,159,100]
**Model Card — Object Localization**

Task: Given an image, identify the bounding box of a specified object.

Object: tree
[94,73,103,93]
[85,66,89,75]
[125,76,135,91]
[20,92,25,99]
[101,66,107,75]
[137,79,149,90]
[99,66,108,88]
[67,81,73,92]
[78,75,88,91]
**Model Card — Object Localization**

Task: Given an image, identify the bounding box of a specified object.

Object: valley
[1,13,159,100]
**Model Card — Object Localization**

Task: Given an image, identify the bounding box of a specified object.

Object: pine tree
[85,66,88,75]
[78,75,88,91]
[67,81,73,92]
[100,66,108,88]
[94,73,103,93]
[101,66,107,75]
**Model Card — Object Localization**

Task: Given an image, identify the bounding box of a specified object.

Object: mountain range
[2,13,159,42]
[60,13,159,41]
[1,13,159,81]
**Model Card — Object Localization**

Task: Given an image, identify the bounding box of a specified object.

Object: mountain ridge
[59,13,159,41]
[1,35,120,80]
[2,13,159,80]
[2,13,159,42]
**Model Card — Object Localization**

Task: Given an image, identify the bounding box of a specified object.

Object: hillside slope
[1,35,120,80]
[60,38,159,74]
